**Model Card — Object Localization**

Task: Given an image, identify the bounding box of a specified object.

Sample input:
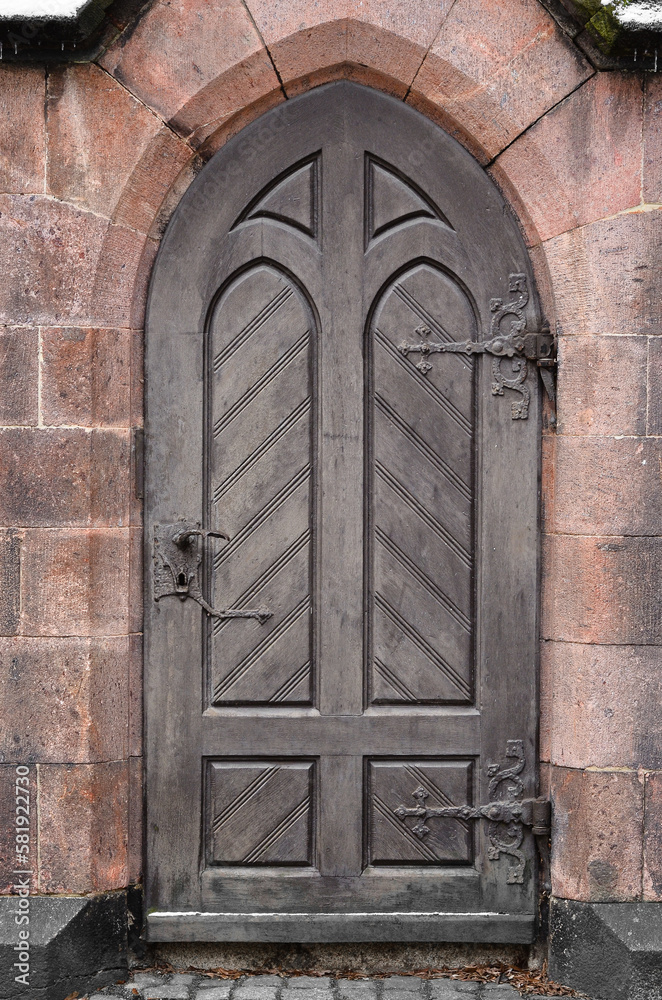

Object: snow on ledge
[0,0,90,19]
[603,0,662,32]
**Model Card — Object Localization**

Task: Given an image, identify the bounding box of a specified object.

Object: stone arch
[86,0,606,336]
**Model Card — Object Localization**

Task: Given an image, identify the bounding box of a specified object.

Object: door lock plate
[153,521,272,624]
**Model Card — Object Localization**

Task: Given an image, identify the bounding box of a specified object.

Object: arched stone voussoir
[407,0,594,163]
[98,0,282,139]
[243,0,454,96]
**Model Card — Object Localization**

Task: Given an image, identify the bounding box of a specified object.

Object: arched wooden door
[145,83,544,944]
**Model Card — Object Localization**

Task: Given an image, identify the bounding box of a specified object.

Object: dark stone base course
[0,891,128,1000]
[549,897,662,1000]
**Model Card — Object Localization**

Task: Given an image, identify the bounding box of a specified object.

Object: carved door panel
[145,83,542,943]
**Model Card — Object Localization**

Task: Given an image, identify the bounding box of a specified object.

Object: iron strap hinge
[394,740,551,885]
[395,794,551,837]
[397,273,557,420]
[398,325,556,365]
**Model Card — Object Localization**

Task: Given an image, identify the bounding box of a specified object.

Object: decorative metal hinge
[398,274,557,420]
[394,740,551,885]
[153,521,272,624]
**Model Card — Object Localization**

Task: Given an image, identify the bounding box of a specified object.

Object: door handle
[153,521,272,624]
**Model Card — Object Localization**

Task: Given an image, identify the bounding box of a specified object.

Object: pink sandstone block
[46,63,167,221]
[551,765,643,902]
[0,329,38,426]
[19,528,132,637]
[0,196,107,327]
[644,772,662,901]
[648,337,662,436]
[644,73,662,205]
[113,127,196,232]
[38,761,129,894]
[99,0,280,138]
[543,641,662,770]
[556,335,647,436]
[544,209,662,337]
[0,196,157,330]
[0,764,38,894]
[0,428,130,528]
[551,435,662,537]
[542,534,662,645]
[246,0,452,93]
[496,72,643,242]
[41,328,132,429]
[0,636,130,764]
[408,0,592,162]
[90,224,158,331]
[0,66,46,195]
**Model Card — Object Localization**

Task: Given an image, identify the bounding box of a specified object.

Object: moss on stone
[586,5,624,51]
[564,0,657,55]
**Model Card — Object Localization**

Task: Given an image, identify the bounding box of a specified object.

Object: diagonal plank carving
[208,265,316,706]
[368,760,473,865]
[375,328,472,436]
[208,761,314,866]
[368,263,475,705]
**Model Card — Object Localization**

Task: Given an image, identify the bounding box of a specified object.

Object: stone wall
[0,0,660,993]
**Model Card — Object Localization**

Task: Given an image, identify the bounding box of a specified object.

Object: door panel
[369,264,475,706]
[208,265,316,706]
[145,82,541,942]
[367,760,473,865]
[206,760,315,866]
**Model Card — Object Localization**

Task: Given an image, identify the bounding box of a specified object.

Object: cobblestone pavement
[83,971,552,1000]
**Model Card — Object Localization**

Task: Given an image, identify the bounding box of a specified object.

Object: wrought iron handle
[172,526,229,547]
[153,521,272,624]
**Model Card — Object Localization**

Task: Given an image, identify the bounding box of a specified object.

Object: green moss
[568,0,603,18]
[586,5,624,51]
[564,0,645,55]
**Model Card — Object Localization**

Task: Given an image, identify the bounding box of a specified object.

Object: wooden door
[144,83,542,944]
